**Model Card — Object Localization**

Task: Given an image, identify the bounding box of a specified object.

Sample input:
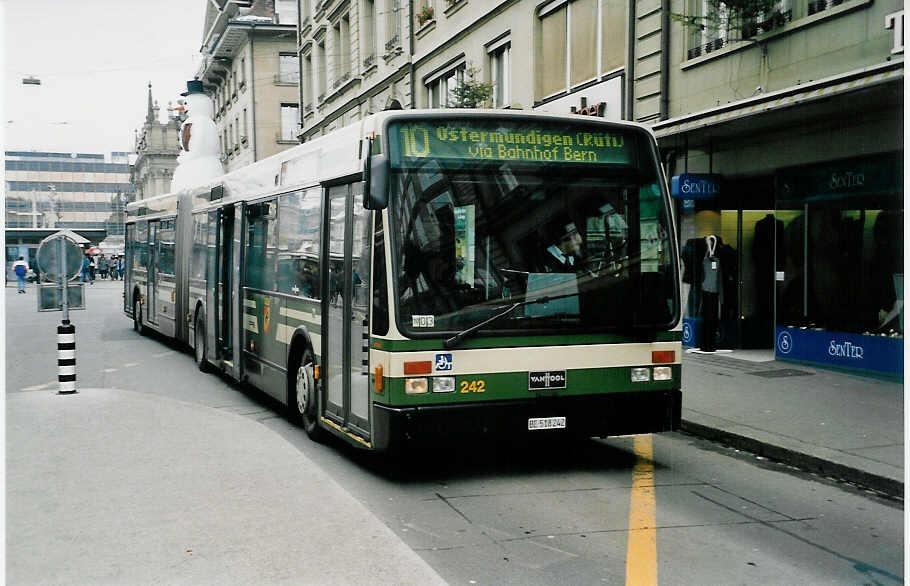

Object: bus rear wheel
[133,298,145,334]
[194,312,210,372]
[290,348,323,442]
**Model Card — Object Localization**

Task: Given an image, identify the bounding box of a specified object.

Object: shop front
[773,153,903,378]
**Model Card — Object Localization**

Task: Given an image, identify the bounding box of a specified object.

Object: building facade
[296,0,631,141]
[647,0,904,376]
[195,0,301,172]
[5,150,132,235]
[130,83,182,202]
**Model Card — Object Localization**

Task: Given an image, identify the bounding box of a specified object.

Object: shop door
[740,211,779,348]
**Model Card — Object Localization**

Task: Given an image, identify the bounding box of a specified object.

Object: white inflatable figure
[170,80,224,191]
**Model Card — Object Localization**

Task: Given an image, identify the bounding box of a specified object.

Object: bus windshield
[388,120,678,337]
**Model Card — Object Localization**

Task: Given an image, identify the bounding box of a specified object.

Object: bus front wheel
[290,348,324,442]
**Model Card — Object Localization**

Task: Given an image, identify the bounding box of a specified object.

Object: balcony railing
[808,0,844,16]
[363,54,376,68]
[385,35,400,51]
[686,10,793,60]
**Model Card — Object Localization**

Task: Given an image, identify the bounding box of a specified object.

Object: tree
[447,66,494,109]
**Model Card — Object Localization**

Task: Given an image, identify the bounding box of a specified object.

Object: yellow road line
[626,434,657,586]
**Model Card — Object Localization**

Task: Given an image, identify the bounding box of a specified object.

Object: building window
[386,0,401,49]
[279,53,299,83]
[426,62,465,108]
[332,13,351,87]
[686,0,791,59]
[536,3,567,98]
[535,0,627,99]
[601,0,625,71]
[570,0,596,85]
[281,103,300,141]
[303,52,313,108]
[275,0,298,25]
[488,40,511,108]
[240,56,247,87]
[316,39,327,100]
[242,108,248,143]
[363,0,376,67]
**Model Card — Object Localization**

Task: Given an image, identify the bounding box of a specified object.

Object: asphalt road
[6,280,904,585]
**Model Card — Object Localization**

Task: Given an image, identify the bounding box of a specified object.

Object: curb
[680,419,904,501]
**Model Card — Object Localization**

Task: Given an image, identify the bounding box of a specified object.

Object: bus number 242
[460,380,486,393]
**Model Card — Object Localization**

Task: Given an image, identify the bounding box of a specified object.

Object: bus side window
[278,188,321,299]
[136,222,148,269]
[159,219,176,275]
[245,202,277,291]
[372,212,389,335]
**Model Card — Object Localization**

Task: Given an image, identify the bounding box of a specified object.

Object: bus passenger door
[215,204,241,377]
[323,182,372,439]
[147,220,158,324]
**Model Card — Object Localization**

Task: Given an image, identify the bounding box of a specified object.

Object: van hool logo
[529,370,567,390]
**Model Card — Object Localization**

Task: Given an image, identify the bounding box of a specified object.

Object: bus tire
[289,347,324,442]
[194,312,210,373]
[133,297,146,335]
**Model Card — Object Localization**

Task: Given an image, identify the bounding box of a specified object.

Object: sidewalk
[681,349,904,499]
[7,388,446,586]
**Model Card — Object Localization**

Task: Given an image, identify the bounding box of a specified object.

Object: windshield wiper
[443,292,579,350]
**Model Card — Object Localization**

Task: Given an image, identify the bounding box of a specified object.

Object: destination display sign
[388,119,635,167]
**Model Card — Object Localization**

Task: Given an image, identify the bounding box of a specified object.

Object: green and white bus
[124,110,682,451]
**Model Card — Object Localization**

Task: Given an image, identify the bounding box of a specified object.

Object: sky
[3,0,206,155]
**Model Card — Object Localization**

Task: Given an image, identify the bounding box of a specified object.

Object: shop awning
[652,61,903,139]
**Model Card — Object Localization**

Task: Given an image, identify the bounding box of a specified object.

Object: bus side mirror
[364,152,389,210]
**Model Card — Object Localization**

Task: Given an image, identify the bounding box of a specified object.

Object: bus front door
[323,182,371,440]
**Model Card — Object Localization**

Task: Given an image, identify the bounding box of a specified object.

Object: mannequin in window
[700,234,722,352]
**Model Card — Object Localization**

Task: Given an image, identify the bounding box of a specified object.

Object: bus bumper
[371,389,681,452]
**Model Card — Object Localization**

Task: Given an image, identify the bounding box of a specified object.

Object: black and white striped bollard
[57,322,77,395]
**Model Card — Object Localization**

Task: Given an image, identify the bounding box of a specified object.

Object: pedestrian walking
[98,255,108,279]
[81,253,94,284]
[89,256,96,282]
[12,256,28,293]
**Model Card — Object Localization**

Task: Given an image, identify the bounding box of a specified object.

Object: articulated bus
[124,110,682,451]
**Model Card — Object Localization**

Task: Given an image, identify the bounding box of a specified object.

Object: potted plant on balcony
[417,5,435,27]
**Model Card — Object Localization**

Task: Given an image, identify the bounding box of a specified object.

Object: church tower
[129,82,182,201]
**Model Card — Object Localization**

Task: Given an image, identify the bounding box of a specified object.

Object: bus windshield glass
[387,118,678,336]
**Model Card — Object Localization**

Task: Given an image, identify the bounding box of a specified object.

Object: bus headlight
[433,376,455,393]
[631,367,650,382]
[653,366,672,381]
[405,378,429,394]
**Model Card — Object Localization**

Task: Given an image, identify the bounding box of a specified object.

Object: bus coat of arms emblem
[263,297,271,335]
